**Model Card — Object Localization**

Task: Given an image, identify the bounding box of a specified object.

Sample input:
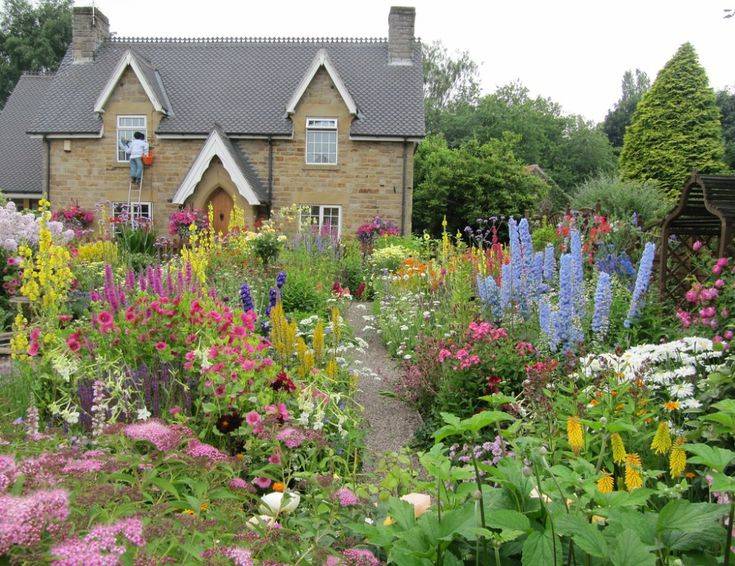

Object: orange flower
[664,401,680,411]
[272,482,286,492]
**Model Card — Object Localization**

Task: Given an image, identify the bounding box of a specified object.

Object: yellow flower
[669,437,686,478]
[597,473,614,494]
[312,320,325,362]
[610,433,627,464]
[199,502,209,512]
[566,416,584,454]
[651,421,672,455]
[182,509,195,516]
[383,516,395,526]
[272,482,286,493]
[664,400,680,411]
[624,453,643,491]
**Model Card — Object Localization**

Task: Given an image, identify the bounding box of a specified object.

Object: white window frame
[111,201,153,229]
[116,115,147,163]
[300,205,342,238]
[305,117,338,165]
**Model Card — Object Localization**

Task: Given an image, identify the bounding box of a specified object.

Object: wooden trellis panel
[659,172,735,304]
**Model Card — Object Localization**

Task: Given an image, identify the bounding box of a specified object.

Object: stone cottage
[0,5,424,236]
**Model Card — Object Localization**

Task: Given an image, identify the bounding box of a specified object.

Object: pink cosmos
[685,289,699,303]
[6,257,18,266]
[715,279,726,289]
[96,311,113,327]
[725,330,734,340]
[245,411,261,426]
[455,348,469,361]
[700,288,719,301]
[692,241,703,251]
[27,341,39,357]
[676,310,692,328]
[155,341,168,351]
[438,348,452,363]
[252,477,272,489]
[713,264,723,275]
[268,452,282,465]
[717,257,729,268]
[124,308,135,322]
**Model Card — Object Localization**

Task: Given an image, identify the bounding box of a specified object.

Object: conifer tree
[620,43,724,195]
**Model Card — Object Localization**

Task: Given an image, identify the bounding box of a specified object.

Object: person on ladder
[119,131,149,184]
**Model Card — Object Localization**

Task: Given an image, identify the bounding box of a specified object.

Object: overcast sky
[77,0,735,122]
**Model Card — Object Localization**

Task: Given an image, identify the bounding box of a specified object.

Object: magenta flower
[252,477,272,489]
[276,427,306,449]
[123,420,186,451]
[155,341,168,351]
[185,439,228,462]
[51,517,144,565]
[228,478,250,490]
[245,411,261,426]
[335,487,359,507]
[0,489,69,554]
[692,240,703,251]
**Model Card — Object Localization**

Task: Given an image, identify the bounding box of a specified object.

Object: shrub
[571,173,672,225]
[369,244,412,273]
[280,269,327,316]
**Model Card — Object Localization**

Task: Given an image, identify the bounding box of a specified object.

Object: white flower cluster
[579,337,726,411]
[0,201,74,252]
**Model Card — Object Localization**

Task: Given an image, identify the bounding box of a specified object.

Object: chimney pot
[72,6,110,63]
[388,6,415,65]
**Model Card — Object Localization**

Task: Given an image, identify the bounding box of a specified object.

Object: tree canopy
[602,69,650,149]
[0,0,71,108]
[619,43,724,194]
[412,134,547,236]
[716,88,735,170]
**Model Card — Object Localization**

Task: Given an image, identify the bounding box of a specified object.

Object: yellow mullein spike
[610,433,627,464]
[669,437,686,478]
[624,453,643,491]
[566,416,584,454]
[330,306,342,346]
[651,421,672,455]
[597,473,614,494]
[326,358,338,379]
[312,320,325,362]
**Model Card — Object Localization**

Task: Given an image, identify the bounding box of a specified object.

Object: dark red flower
[216,411,243,434]
[271,370,296,392]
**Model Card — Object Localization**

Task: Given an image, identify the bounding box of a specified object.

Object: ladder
[126,166,143,228]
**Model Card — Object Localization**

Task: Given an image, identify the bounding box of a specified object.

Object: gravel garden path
[346,303,422,470]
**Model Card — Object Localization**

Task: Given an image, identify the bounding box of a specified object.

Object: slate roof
[29,38,425,138]
[0,75,52,196]
[212,124,268,203]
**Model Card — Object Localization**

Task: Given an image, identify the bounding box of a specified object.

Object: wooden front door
[206,188,233,234]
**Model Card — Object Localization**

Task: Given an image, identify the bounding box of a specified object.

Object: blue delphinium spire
[508,217,523,299]
[624,241,656,328]
[543,243,556,282]
[500,263,512,314]
[555,253,583,351]
[531,251,544,296]
[570,228,585,316]
[265,287,278,316]
[276,271,287,289]
[240,283,254,313]
[538,296,559,351]
[476,274,502,319]
[591,271,613,339]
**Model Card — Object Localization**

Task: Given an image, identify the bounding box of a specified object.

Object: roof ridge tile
[109,35,388,44]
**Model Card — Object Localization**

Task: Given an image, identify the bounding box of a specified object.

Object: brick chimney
[72,6,110,63]
[388,6,415,65]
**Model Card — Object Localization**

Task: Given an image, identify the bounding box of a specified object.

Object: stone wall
[48,65,415,237]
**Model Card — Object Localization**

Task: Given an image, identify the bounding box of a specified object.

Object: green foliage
[603,69,651,149]
[413,134,548,235]
[716,88,735,170]
[280,267,328,316]
[428,82,618,195]
[251,231,282,265]
[571,173,673,225]
[0,0,72,107]
[422,40,480,135]
[115,225,155,256]
[620,43,725,195]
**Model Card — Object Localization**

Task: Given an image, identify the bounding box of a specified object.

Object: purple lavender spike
[125,270,135,290]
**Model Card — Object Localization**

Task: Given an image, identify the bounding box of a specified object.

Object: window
[305,118,337,164]
[300,205,341,237]
[111,201,152,228]
[116,115,147,162]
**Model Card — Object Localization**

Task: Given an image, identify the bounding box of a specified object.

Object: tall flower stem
[725,501,734,566]
[471,451,489,563]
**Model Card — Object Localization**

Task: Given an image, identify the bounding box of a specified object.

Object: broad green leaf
[388,498,417,530]
[440,412,461,427]
[479,393,515,406]
[555,514,608,558]
[656,499,729,551]
[606,420,638,433]
[433,424,461,442]
[609,529,656,566]
[522,528,561,566]
[459,410,514,434]
[485,509,531,533]
[148,476,180,499]
[388,547,433,566]
[702,413,735,428]
[712,399,735,414]
[706,471,735,493]
[685,444,735,472]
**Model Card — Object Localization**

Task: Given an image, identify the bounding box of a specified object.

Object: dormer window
[305,118,337,165]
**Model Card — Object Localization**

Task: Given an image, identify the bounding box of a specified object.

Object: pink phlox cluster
[276,427,306,449]
[0,455,18,493]
[325,548,381,566]
[185,439,229,462]
[51,517,144,566]
[335,487,359,507]
[222,547,254,566]
[123,420,186,451]
[0,489,69,554]
[467,321,508,342]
